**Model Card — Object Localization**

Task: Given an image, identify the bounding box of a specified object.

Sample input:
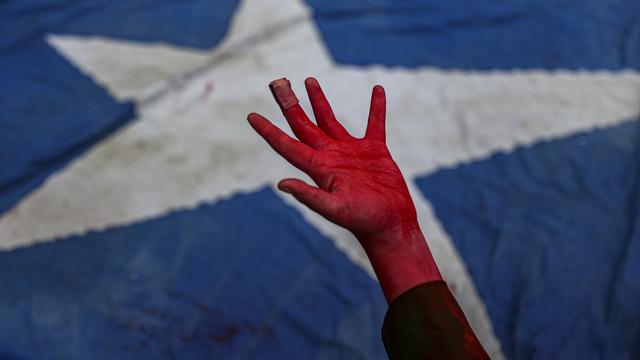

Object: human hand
[247,78,417,245]
[248,77,441,302]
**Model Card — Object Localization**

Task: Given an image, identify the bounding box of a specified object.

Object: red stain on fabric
[200,81,214,100]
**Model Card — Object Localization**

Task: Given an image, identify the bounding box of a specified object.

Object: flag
[1,0,639,359]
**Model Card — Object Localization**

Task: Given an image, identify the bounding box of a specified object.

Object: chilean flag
[1,0,639,358]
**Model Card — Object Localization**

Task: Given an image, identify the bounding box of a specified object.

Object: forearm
[368,222,490,359]
[359,220,442,303]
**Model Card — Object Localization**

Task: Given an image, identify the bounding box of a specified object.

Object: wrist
[358,221,442,303]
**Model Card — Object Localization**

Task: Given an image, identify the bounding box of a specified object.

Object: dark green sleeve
[381,281,490,359]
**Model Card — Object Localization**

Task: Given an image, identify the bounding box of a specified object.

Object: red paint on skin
[248,77,442,304]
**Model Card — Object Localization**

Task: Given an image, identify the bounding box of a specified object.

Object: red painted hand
[248,78,416,241]
[248,77,441,302]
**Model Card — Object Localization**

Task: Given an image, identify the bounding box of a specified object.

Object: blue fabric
[0,41,134,215]
[0,0,239,51]
[415,120,640,359]
[0,0,239,215]
[305,0,640,70]
[0,187,388,359]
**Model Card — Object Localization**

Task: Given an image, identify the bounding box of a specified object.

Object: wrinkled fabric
[0,188,388,359]
[306,0,640,70]
[0,0,239,215]
[416,119,640,359]
[2,0,639,358]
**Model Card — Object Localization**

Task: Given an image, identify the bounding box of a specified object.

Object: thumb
[277,178,343,218]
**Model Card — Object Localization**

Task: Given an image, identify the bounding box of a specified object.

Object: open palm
[247,78,417,240]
